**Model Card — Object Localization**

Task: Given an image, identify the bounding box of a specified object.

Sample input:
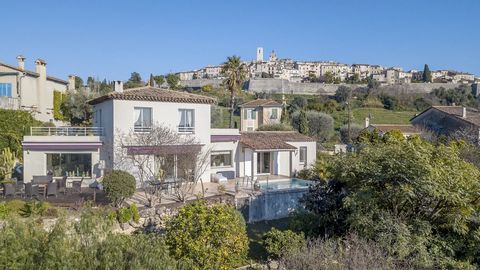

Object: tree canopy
[299,134,480,268]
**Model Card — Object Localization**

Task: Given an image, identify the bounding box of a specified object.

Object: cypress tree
[422,64,432,82]
[298,110,309,135]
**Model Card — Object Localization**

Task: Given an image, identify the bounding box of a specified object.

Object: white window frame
[244,108,256,120]
[271,108,278,119]
[178,109,195,133]
[134,107,152,132]
[211,151,233,168]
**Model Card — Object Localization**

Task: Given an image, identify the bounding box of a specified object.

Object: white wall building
[0,55,74,122]
[22,86,316,188]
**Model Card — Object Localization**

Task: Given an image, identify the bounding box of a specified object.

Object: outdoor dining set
[1,175,84,199]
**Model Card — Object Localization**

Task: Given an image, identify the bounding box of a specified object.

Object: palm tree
[221,56,247,128]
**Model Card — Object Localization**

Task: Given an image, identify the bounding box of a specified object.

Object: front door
[257,152,271,174]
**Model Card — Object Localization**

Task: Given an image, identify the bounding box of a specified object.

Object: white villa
[22,83,316,188]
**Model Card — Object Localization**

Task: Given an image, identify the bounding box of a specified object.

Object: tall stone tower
[256,47,264,62]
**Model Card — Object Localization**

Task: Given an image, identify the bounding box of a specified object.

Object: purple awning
[126,144,204,155]
[22,142,102,151]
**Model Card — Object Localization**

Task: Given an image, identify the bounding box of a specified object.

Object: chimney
[35,58,47,78]
[68,75,76,90]
[113,80,123,92]
[16,55,26,70]
[365,117,370,128]
[462,107,467,118]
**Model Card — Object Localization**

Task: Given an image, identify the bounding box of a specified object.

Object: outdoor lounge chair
[47,182,57,197]
[3,183,15,198]
[211,173,227,183]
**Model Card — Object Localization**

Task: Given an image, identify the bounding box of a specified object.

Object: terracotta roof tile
[240,131,314,150]
[240,99,282,108]
[413,106,480,127]
[88,87,216,105]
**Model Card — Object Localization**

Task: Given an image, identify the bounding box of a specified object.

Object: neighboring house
[363,117,420,137]
[0,55,75,122]
[239,99,283,131]
[22,84,315,186]
[410,106,480,142]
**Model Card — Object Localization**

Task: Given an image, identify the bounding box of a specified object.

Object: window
[46,153,92,177]
[271,108,278,119]
[179,109,195,133]
[0,83,12,97]
[244,108,256,120]
[211,151,232,167]
[299,147,307,164]
[134,107,152,132]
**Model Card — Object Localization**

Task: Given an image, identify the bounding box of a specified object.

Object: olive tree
[115,124,211,206]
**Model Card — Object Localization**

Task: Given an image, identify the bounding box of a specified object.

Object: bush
[166,200,248,269]
[111,203,140,224]
[291,110,334,142]
[0,208,176,269]
[257,123,293,131]
[0,109,43,157]
[102,170,136,207]
[263,228,305,259]
[339,123,364,143]
[19,201,50,217]
[279,234,397,270]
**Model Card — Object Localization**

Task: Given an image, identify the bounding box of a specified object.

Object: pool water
[259,178,312,190]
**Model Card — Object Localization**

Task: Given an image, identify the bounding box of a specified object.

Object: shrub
[102,170,136,207]
[339,123,364,143]
[166,200,248,269]
[0,200,25,219]
[19,201,50,217]
[279,234,396,270]
[263,228,305,259]
[257,123,293,131]
[0,208,176,269]
[291,110,334,141]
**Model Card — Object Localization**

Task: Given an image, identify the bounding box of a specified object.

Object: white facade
[22,86,317,187]
[0,56,73,122]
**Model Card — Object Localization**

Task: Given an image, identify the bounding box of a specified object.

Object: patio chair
[3,183,15,198]
[57,176,67,195]
[47,182,57,197]
[24,183,39,199]
[15,181,24,197]
[69,178,83,194]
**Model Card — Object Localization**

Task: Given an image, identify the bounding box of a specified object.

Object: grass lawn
[331,107,419,129]
[246,218,290,262]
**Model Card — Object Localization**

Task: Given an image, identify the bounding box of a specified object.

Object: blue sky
[1,0,479,80]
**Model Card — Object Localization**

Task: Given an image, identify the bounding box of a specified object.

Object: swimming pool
[259,178,312,191]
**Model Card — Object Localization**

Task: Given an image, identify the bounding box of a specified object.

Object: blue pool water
[259,178,312,190]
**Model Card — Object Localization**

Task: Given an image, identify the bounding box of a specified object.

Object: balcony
[0,96,20,110]
[30,127,104,136]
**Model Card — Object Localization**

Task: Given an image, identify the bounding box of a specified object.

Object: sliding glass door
[257,152,271,174]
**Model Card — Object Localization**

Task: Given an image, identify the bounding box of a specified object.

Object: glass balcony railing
[30,127,104,136]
